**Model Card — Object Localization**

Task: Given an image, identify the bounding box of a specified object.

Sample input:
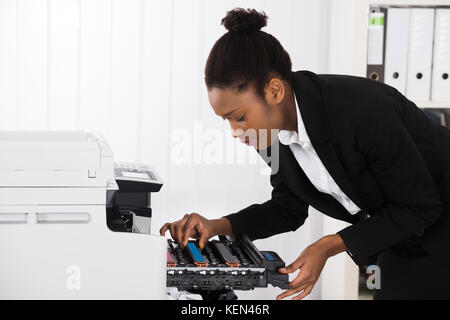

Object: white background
[0,0,333,299]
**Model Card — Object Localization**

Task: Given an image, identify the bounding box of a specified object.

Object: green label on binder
[369,16,384,26]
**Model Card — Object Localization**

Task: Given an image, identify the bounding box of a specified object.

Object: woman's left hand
[276,234,347,300]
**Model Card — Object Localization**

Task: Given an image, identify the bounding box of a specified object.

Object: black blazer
[224,70,450,269]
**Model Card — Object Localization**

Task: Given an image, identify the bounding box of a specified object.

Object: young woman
[160,8,450,300]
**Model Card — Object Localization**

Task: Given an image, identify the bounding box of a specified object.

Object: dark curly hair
[204,8,293,100]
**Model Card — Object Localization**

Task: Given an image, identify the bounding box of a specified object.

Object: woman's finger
[182,215,198,246]
[289,267,311,289]
[159,222,170,236]
[278,256,305,274]
[276,283,307,300]
[175,215,190,246]
[292,285,313,300]
[169,223,176,243]
[174,223,183,247]
[197,222,209,249]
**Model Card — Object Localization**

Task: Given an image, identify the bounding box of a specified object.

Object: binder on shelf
[423,109,447,127]
[384,8,410,95]
[431,9,450,101]
[405,8,435,101]
[366,7,387,82]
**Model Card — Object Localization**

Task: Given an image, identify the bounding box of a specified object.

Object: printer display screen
[122,171,149,179]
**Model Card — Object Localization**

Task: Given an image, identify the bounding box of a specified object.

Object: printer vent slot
[36,212,91,224]
[0,213,27,224]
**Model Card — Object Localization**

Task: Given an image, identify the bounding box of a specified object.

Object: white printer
[0,131,167,299]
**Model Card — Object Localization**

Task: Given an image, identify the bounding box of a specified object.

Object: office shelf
[329,0,450,109]
[325,0,450,301]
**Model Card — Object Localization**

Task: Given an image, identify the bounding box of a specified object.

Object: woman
[160,8,450,300]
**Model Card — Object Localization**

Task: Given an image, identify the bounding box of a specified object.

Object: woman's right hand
[159,213,232,249]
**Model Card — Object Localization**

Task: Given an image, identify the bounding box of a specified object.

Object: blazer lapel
[257,139,312,197]
[291,71,369,213]
[258,140,359,223]
[279,142,360,223]
[278,142,315,196]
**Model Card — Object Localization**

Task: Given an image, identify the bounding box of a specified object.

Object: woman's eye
[237,114,246,122]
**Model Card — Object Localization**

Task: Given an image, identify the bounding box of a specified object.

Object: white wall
[0,0,332,300]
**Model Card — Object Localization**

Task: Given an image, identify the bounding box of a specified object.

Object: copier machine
[0,130,290,300]
[0,131,166,299]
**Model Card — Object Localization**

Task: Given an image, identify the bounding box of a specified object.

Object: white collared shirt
[278,93,361,215]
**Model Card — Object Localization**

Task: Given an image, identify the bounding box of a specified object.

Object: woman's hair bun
[221,8,268,32]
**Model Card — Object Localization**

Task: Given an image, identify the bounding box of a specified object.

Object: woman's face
[207,80,286,150]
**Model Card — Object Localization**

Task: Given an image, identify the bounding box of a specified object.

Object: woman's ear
[265,77,285,104]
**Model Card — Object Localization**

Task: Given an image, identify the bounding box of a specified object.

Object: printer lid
[0,131,100,170]
[0,131,116,188]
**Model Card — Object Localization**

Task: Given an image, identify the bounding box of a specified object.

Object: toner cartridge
[166,234,290,292]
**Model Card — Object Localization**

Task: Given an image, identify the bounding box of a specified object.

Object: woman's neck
[282,85,298,131]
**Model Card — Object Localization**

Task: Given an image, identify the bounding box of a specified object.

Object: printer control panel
[114,162,163,192]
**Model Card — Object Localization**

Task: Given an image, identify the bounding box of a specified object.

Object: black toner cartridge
[166,234,289,292]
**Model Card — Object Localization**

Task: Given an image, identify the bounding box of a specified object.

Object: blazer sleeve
[222,172,309,241]
[337,90,443,267]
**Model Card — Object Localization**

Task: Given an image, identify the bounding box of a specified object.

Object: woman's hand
[276,234,347,300]
[159,213,232,249]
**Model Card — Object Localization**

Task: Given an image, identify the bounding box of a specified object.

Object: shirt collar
[278,93,311,146]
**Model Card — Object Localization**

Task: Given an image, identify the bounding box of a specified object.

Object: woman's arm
[222,172,309,241]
